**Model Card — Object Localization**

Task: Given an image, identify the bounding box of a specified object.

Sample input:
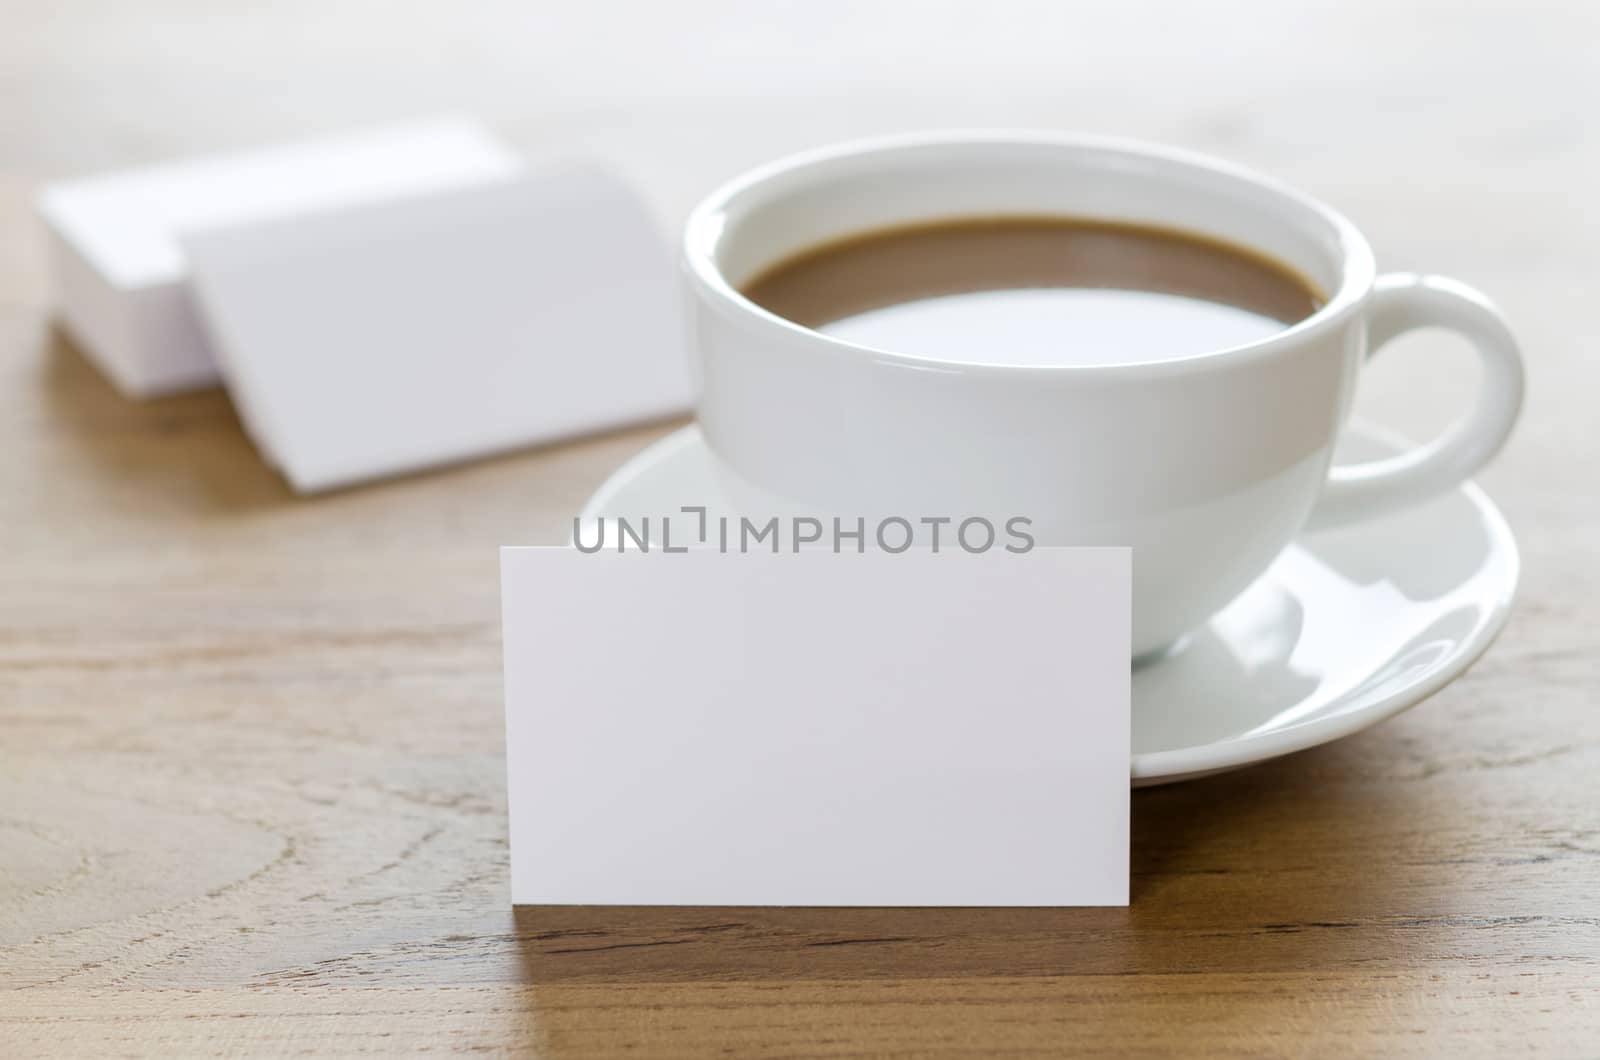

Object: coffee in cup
[741,216,1322,368]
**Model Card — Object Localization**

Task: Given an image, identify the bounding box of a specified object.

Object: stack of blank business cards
[38,118,691,492]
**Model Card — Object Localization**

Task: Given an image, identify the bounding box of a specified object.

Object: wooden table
[3,1,1597,1054]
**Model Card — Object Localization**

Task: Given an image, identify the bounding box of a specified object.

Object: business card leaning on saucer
[502,546,1131,907]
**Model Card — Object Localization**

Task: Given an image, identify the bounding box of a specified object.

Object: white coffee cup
[683,132,1523,657]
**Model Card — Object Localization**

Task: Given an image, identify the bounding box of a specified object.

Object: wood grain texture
[2,0,1598,1054]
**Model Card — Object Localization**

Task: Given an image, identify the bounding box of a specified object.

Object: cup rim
[683,129,1376,379]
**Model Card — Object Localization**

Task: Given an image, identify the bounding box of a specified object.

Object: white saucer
[579,425,1519,786]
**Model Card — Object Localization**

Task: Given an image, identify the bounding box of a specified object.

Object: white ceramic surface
[577,425,1520,786]
[682,132,1524,656]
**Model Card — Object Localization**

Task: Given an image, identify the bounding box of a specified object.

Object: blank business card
[38,117,521,397]
[180,166,690,492]
[502,546,1130,907]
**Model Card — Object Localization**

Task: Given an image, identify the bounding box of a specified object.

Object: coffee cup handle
[1307,272,1524,530]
